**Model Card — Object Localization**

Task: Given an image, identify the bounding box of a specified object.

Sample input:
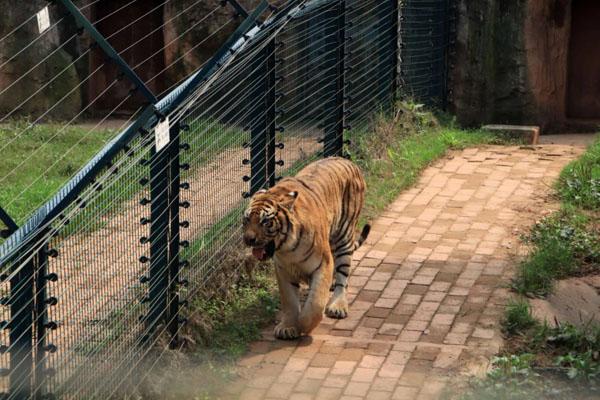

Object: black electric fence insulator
[0,298,8,306]
[242,176,251,182]
[180,143,190,151]
[140,217,151,225]
[140,275,149,284]
[179,260,190,268]
[276,127,285,133]
[344,96,353,102]
[275,108,285,116]
[139,128,150,137]
[343,125,352,131]
[276,92,285,100]
[317,137,325,144]
[95,183,103,191]
[180,241,189,248]
[180,182,190,190]
[179,299,189,307]
[139,158,149,166]
[141,297,150,304]
[0,345,7,354]
[139,177,149,185]
[44,321,58,330]
[139,256,149,264]
[140,198,151,206]
[180,123,190,131]
[275,58,284,65]
[242,159,250,165]
[76,27,84,36]
[180,220,189,228]
[139,237,149,244]
[46,248,58,258]
[45,273,58,282]
[0,230,10,239]
[242,192,251,199]
[276,76,284,83]
[180,201,190,209]
[275,160,284,167]
[43,344,57,353]
[242,142,249,148]
[45,297,58,306]
[177,316,188,324]
[0,369,9,377]
[276,143,284,150]
[181,163,190,171]
[275,177,283,183]
[344,140,352,146]
[344,110,353,116]
[0,274,7,282]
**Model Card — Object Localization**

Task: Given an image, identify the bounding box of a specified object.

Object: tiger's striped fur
[243,157,369,339]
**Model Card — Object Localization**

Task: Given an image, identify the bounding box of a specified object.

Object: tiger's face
[243,189,297,261]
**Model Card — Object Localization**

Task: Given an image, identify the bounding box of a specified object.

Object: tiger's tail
[354,224,371,249]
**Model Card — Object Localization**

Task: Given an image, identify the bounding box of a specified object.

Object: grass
[502,298,537,336]
[557,137,600,210]
[0,120,116,226]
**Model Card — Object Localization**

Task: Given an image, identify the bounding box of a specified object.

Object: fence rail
[0,0,452,397]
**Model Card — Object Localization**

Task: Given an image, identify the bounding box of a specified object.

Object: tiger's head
[243,189,298,261]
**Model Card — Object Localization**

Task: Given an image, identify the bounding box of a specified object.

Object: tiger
[243,157,370,340]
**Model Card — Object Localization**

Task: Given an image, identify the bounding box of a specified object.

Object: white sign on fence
[155,117,170,152]
[36,6,51,34]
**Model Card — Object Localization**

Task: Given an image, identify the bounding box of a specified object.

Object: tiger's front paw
[274,323,300,340]
[326,298,348,319]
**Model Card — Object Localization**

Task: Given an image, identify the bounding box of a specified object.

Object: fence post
[146,121,171,338]
[246,43,269,195]
[265,39,278,187]
[167,123,184,348]
[9,255,34,398]
[323,0,346,158]
[391,0,400,103]
[34,240,57,400]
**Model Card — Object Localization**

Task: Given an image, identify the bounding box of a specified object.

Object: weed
[512,209,600,296]
[558,137,600,210]
[556,351,600,381]
[503,298,537,335]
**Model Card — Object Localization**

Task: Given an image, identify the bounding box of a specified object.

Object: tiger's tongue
[252,247,267,261]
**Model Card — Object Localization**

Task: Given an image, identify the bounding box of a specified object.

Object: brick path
[222,145,582,400]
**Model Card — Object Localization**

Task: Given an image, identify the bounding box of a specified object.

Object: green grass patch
[188,269,279,359]
[0,120,116,226]
[557,137,600,210]
[502,298,538,336]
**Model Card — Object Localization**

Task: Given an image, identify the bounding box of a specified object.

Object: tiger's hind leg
[325,246,352,319]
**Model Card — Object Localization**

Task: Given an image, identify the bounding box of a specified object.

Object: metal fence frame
[0,0,452,397]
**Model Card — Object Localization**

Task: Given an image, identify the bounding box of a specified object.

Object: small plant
[487,354,537,381]
[555,351,600,381]
[503,298,537,335]
[558,138,600,210]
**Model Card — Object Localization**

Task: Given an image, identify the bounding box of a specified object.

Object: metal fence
[0,0,452,398]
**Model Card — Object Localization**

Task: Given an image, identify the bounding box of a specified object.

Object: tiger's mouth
[251,241,276,261]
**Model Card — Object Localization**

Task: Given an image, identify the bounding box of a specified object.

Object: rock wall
[450,0,574,131]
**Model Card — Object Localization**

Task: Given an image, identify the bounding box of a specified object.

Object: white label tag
[155,117,170,151]
[36,7,51,34]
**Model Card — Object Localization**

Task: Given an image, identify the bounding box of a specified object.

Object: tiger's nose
[244,232,256,247]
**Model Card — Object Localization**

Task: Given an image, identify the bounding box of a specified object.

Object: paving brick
[392,386,419,400]
[351,367,377,383]
[344,382,370,396]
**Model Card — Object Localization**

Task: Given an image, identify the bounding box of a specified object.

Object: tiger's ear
[280,191,298,211]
